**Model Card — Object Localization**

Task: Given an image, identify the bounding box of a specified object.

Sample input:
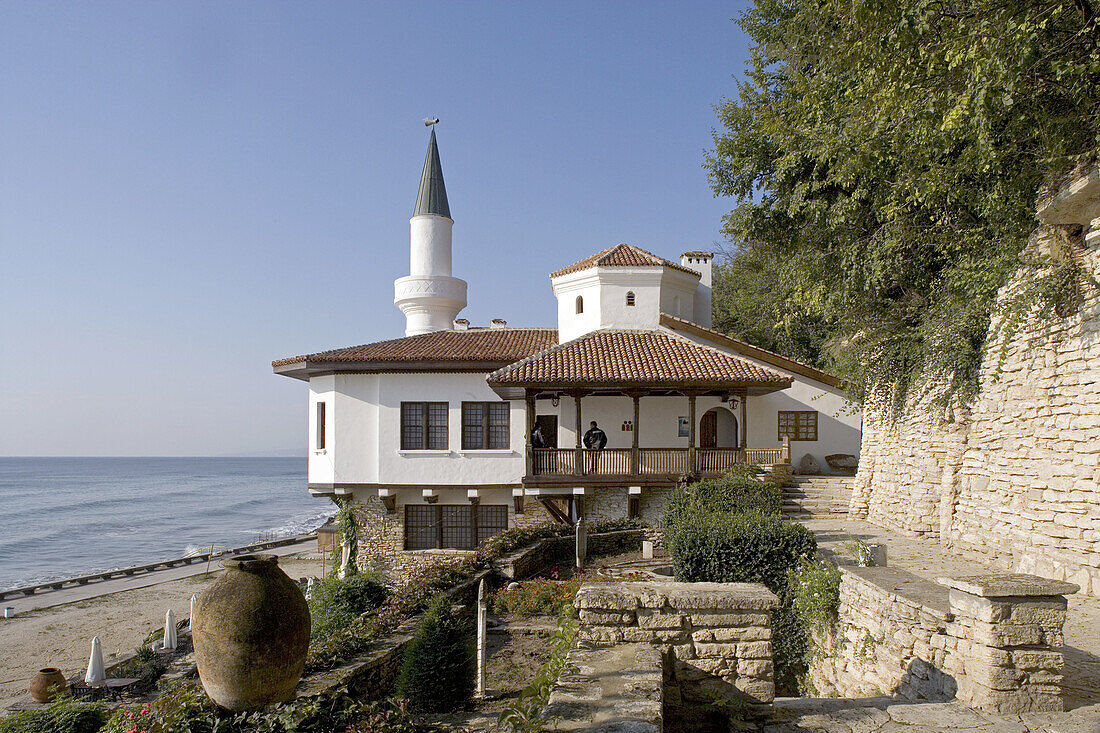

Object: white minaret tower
[394,124,468,336]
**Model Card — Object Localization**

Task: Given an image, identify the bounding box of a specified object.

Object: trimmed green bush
[664,472,782,532]
[396,594,475,712]
[0,696,107,733]
[309,573,389,639]
[666,512,815,593]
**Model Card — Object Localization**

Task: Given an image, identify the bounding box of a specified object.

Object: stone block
[579,610,635,626]
[676,658,727,677]
[635,608,685,629]
[939,573,1079,598]
[1009,648,1063,670]
[694,642,740,659]
[575,584,639,610]
[578,626,622,645]
[737,659,773,679]
[737,641,774,659]
[662,582,779,611]
[691,626,770,643]
[688,612,770,627]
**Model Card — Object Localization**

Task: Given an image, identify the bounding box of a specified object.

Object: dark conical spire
[413,128,451,219]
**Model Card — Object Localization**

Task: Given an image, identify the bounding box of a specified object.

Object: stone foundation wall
[575,581,780,710]
[807,566,1077,714]
[850,167,1100,594]
[808,566,954,700]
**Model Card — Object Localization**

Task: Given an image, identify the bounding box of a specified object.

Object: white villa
[274,129,862,573]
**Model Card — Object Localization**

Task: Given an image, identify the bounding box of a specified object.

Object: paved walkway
[1,538,316,615]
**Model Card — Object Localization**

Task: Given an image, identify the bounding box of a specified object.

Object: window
[672,295,681,316]
[575,295,584,314]
[401,402,448,450]
[315,402,326,450]
[404,504,509,550]
[462,402,510,449]
[625,291,635,306]
[778,411,818,441]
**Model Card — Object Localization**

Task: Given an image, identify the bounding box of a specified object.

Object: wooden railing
[581,448,633,475]
[530,445,790,477]
[638,448,689,475]
[745,448,784,464]
[532,448,576,475]
[696,448,744,473]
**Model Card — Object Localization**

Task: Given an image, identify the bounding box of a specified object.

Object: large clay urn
[192,554,310,711]
[29,668,67,702]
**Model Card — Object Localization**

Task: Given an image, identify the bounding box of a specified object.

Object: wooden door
[700,411,718,448]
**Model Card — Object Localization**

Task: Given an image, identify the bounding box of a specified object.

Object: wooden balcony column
[566,390,590,477]
[524,390,536,477]
[625,390,646,475]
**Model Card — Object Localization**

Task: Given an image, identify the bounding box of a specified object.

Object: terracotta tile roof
[273,328,559,369]
[487,329,791,389]
[550,243,701,279]
[658,314,845,389]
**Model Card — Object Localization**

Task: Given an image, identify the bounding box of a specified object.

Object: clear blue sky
[0,1,753,456]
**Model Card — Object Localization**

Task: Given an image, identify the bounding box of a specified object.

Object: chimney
[489,319,507,329]
[680,251,714,328]
[453,318,470,330]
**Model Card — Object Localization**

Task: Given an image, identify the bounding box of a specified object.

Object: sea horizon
[0,456,330,591]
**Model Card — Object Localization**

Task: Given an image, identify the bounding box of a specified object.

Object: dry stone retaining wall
[850,167,1100,595]
[807,566,1077,714]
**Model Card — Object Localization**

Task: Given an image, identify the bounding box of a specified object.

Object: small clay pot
[29,667,67,703]
[192,554,310,711]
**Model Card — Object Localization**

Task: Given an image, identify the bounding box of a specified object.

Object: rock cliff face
[850,165,1100,596]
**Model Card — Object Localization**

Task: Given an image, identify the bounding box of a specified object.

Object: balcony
[526,443,789,484]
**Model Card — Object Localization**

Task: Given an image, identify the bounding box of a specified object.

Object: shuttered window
[461,402,510,450]
[778,411,818,441]
[403,505,510,550]
[401,402,448,450]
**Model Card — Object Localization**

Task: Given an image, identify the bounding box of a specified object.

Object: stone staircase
[782,475,854,518]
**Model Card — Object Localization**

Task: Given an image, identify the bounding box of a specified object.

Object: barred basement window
[404,504,509,550]
[462,402,510,449]
[625,291,635,306]
[401,402,449,450]
[778,410,818,441]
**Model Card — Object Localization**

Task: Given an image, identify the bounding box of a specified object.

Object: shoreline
[0,536,322,616]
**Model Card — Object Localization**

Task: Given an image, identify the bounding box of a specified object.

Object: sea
[0,457,332,591]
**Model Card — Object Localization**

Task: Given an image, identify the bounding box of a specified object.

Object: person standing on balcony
[584,421,607,472]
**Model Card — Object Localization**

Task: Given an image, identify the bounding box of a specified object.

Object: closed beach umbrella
[189,594,197,631]
[85,636,105,685]
[164,609,178,651]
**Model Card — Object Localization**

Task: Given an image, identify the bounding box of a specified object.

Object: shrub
[666,513,815,594]
[663,472,782,532]
[395,594,475,712]
[790,556,842,638]
[0,696,108,733]
[310,573,389,639]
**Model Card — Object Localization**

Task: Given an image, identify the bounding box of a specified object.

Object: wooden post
[525,391,536,477]
[631,392,641,475]
[574,393,584,476]
[740,390,748,450]
[688,393,697,473]
[476,578,488,698]
[782,435,791,464]
[575,517,587,569]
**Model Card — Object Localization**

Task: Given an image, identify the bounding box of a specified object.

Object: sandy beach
[0,551,323,711]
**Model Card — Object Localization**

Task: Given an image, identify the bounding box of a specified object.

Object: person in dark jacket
[583,421,608,450]
[583,421,607,472]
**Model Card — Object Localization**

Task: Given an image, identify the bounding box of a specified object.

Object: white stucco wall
[311,371,527,487]
[552,266,702,342]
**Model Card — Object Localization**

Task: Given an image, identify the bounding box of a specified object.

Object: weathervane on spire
[423,117,440,128]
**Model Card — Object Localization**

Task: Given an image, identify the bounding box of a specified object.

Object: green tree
[707,0,1100,407]
[395,594,475,712]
